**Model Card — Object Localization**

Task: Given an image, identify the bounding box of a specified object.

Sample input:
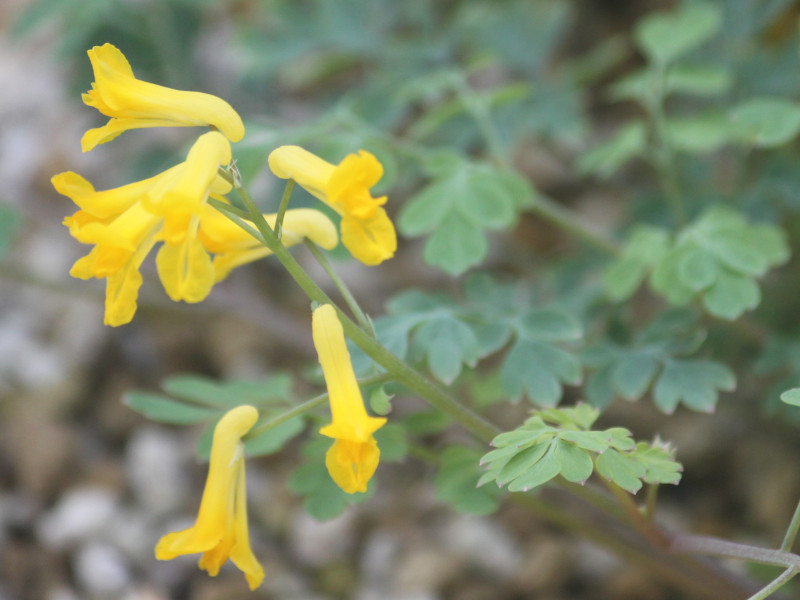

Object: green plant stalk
[273,179,295,240]
[781,497,800,552]
[602,478,671,549]
[645,482,659,521]
[228,177,760,599]
[646,63,686,226]
[453,73,621,257]
[244,372,392,441]
[452,74,509,167]
[304,238,376,336]
[672,535,800,570]
[747,567,797,600]
[528,192,622,256]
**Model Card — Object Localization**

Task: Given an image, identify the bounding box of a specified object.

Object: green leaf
[123,392,220,425]
[578,121,646,179]
[612,353,659,401]
[668,112,732,154]
[497,442,552,486]
[632,442,682,485]
[368,385,394,416]
[506,441,561,492]
[650,246,698,306]
[586,363,616,409]
[501,339,582,406]
[702,270,760,320]
[604,226,670,301]
[374,423,408,462]
[162,374,292,409]
[595,449,646,494]
[634,2,723,65]
[435,446,502,515]
[402,410,451,436]
[518,308,582,342]
[653,359,736,413]
[729,98,800,147]
[422,213,487,276]
[555,440,594,484]
[677,248,718,292]
[780,388,800,407]
[399,162,527,275]
[539,404,601,430]
[610,64,732,102]
[413,316,480,383]
[289,437,373,521]
[480,406,674,494]
[664,64,733,97]
[243,416,305,458]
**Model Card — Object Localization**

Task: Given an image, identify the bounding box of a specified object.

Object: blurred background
[3,0,800,598]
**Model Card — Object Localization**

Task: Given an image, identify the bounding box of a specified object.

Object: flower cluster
[54,45,393,590]
[53,43,395,326]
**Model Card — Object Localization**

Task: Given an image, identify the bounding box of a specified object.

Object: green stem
[233,180,501,443]
[529,192,622,256]
[747,567,797,600]
[453,74,509,167]
[274,180,295,240]
[244,372,392,441]
[782,498,800,552]
[207,198,264,242]
[603,478,670,549]
[645,483,659,521]
[304,239,376,336]
[672,535,800,570]
[451,73,621,256]
[647,63,686,225]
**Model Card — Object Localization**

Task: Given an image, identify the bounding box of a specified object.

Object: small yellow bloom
[155,405,264,590]
[198,205,339,281]
[52,132,233,326]
[268,145,397,266]
[312,304,386,493]
[81,43,245,152]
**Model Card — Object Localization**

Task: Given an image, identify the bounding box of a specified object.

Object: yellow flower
[155,405,264,590]
[268,145,397,266]
[52,132,233,326]
[81,43,245,152]
[198,205,339,281]
[312,304,386,493]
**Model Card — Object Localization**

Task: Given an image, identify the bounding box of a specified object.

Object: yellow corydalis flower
[268,145,397,266]
[198,205,339,281]
[81,43,245,152]
[155,405,264,590]
[312,304,386,494]
[53,131,233,326]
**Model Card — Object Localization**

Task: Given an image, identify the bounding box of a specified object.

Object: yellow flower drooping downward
[312,304,386,493]
[268,145,397,266]
[81,43,245,152]
[155,405,264,590]
[53,131,233,326]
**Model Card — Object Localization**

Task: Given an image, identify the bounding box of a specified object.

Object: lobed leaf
[435,446,503,515]
[634,2,722,65]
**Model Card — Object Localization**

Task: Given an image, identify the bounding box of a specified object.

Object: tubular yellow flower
[52,132,233,326]
[155,405,264,590]
[312,304,386,494]
[81,43,245,152]
[268,145,397,266]
[198,205,339,281]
